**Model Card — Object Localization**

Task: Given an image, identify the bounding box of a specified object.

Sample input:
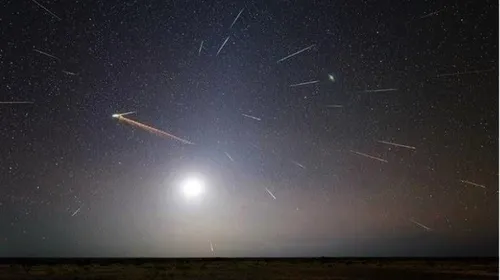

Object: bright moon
[181,177,205,199]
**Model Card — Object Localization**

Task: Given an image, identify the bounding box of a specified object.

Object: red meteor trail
[114,115,194,145]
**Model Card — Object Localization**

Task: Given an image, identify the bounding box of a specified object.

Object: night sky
[1,0,498,257]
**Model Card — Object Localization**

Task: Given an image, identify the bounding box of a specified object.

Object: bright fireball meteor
[112,111,136,118]
[112,111,194,145]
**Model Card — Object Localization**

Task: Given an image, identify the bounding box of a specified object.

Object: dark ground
[0,258,497,279]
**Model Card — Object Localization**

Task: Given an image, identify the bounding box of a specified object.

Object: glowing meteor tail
[117,116,194,145]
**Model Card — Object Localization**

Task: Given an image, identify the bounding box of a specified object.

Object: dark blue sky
[0,0,497,257]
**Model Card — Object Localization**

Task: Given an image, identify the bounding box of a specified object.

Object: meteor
[459,180,486,189]
[198,40,204,56]
[113,112,194,145]
[71,207,81,217]
[229,8,244,29]
[350,150,388,163]
[265,188,277,200]
[241,113,261,121]
[33,48,61,61]
[361,88,398,93]
[224,152,234,162]
[216,36,230,56]
[326,105,343,108]
[112,111,136,118]
[377,140,416,150]
[289,80,320,87]
[410,218,432,231]
[291,160,306,169]
[277,44,315,63]
[31,0,62,21]
[0,101,34,104]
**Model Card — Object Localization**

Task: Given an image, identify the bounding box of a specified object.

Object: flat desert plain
[0,258,497,279]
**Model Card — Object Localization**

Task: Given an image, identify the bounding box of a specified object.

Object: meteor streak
[242,113,261,121]
[361,88,398,93]
[62,70,76,76]
[420,9,444,19]
[377,140,416,150]
[216,36,230,56]
[198,40,204,56]
[291,160,306,169]
[459,180,486,189]
[33,48,60,61]
[289,80,320,87]
[436,69,495,78]
[0,101,34,104]
[277,44,315,63]
[113,113,193,145]
[224,152,234,162]
[71,207,81,217]
[229,8,244,29]
[31,0,62,21]
[350,150,388,163]
[265,188,277,200]
[410,218,432,231]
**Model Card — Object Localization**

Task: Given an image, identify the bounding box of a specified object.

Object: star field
[0,0,498,257]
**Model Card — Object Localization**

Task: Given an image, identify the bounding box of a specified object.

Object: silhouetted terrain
[0,258,497,279]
